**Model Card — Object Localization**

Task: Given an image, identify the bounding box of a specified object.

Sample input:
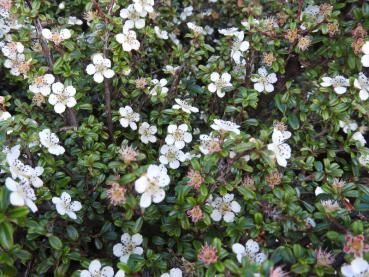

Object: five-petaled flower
[52,192,82,220]
[267,126,292,167]
[211,119,240,135]
[320,75,349,94]
[172,98,199,114]
[49,82,77,114]
[29,74,55,96]
[39,129,65,156]
[5,177,38,212]
[116,29,140,52]
[113,233,144,263]
[80,259,114,277]
[208,72,232,98]
[134,164,170,208]
[86,53,115,83]
[165,124,192,149]
[232,239,267,264]
[208,193,241,223]
[251,67,278,93]
[354,72,369,101]
[138,122,157,144]
[119,105,140,130]
[159,144,186,169]
[42,28,71,45]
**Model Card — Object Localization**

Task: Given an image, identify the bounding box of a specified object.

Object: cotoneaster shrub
[1,0,369,276]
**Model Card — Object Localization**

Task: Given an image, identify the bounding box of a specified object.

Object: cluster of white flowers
[1,39,31,77]
[232,239,267,264]
[208,193,241,223]
[267,125,292,167]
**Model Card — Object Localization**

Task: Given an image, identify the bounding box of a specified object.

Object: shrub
[1,0,369,276]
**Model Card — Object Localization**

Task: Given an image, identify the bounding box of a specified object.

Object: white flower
[320,76,349,94]
[42,28,71,45]
[172,98,199,114]
[150,78,168,96]
[305,217,316,228]
[199,134,221,155]
[0,111,11,121]
[163,65,179,75]
[341,257,369,277]
[160,268,183,277]
[208,72,232,98]
[339,119,358,134]
[231,31,249,65]
[138,122,157,144]
[67,16,83,25]
[359,153,369,167]
[1,41,24,59]
[159,144,186,169]
[39,129,65,155]
[154,26,169,40]
[232,239,266,264]
[86,53,115,83]
[352,131,366,146]
[119,106,140,130]
[29,74,55,96]
[354,72,369,101]
[48,82,76,114]
[4,53,31,77]
[208,193,241,223]
[113,233,143,263]
[116,30,140,52]
[204,25,214,35]
[187,22,204,35]
[169,33,180,45]
[5,178,38,212]
[5,145,44,188]
[120,4,146,31]
[165,124,192,149]
[133,0,154,13]
[52,192,82,220]
[211,119,240,135]
[80,260,114,277]
[115,270,125,277]
[134,164,170,208]
[180,6,193,21]
[218,27,239,36]
[251,67,277,93]
[315,186,324,196]
[361,41,369,67]
[267,128,292,167]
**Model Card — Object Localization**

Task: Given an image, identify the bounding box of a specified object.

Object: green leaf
[9,207,29,219]
[0,222,13,249]
[66,226,79,241]
[48,235,63,250]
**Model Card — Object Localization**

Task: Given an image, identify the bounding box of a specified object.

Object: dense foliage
[1,0,369,276]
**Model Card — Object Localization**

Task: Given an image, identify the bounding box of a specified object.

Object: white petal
[210,209,222,221]
[135,177,148,193]
[54,103,66,114]
[86,64,96,75]
[232,243,246,255]
[223,211,235,222]
[89,260,102,273]
[210,72,220,82]
[101,266,114,277]
[5,178,18,191]
[254,83,264,92]
[42,29,52,39]
[93,72,104,83]
[140,192,152,208]
[362,55,369,67]
[335,86,347,94]
[152,189,165,203]
[10,192,25,206]
[131,234,143,245]
[113,243,124,257]
[103,69,115,79]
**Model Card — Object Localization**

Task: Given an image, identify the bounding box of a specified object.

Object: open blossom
[341,257,369,277]
[199,134,221,155]
[219,27,239,36]
[231,31,250,64]
[120,4,146,31]
[354,72,369,101]
[42,28,71,45]
[267,127,292,167]
[159,144,186,169]
[39,129,65,156]
[208,72,232,98]
[67,16,83,25]
[320,75,349,94]
[119,106,140,130]
[80,260,114,277]
[1,41,24,59]
[359,152,369,166]
[134,164,170,208]
[165,124,192,149]
[187,22,205,35]
[160,268,182,277]
[86,53,115,83]
[361,41,369,67]
[113,233,143,263]
[154,26,169,40]
[198,244,218,266]
[180,6,193,21]
[344,235,369,258]
[5,177,38,212]
[29,74,55,96]
[211,119,240,135]
[116,29,140,52]
[172,98,199,114]
[251,67,277,93]
[4,53,31,77]
[208,193,241,223]
[52,192,82,220]
[138,122,157,144]
[133,0,154,13]
[149,78,168,96]
[49,82,76,114]
[232,239,267,264]
[352,131,366,146]
[339,119,358,133]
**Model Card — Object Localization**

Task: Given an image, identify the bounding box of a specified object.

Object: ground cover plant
[1,0,369,276]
